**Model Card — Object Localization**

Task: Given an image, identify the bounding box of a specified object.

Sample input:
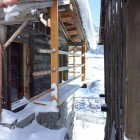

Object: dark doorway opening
[11,42,23,103]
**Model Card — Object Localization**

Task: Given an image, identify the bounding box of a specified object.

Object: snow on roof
[76,0,96,50]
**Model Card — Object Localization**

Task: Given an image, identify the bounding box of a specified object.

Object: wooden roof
[0,0,87,46]
[58,0,85,44]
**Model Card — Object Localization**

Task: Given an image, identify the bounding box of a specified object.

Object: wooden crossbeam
[3,21,28,50]
[59,16,72,41]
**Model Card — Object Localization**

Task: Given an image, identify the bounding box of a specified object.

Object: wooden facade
[100,0,140,139]
[0,0,88,113]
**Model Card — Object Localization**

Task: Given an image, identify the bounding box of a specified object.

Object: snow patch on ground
[124,134,130,140]
[0,120,67,140]
[12,97,29,111]
[74,120,105,140]
[1,109,17,124]
[1,100,59,124]
[73,46,106,140]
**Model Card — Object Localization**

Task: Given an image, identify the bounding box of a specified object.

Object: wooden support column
[0,25,7,113]
[0,45,2,113]
[50,0,59,103]
[81,40,86,82]
[125,0,140,139]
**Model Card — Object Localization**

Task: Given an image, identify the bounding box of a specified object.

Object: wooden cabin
[0,0,94,137]
[100,0,140,139]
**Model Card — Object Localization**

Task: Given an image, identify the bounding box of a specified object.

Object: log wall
[103,0,126,139]
[1,21,68,109]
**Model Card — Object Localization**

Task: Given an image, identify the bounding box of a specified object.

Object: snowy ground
[73,47,106,140]
[0,46,105,140]
[0,120,67,140]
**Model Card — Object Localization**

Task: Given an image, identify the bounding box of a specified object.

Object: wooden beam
[0,25,7,112]
[69,0,84,40]
[32,69,55,77]
[68,30,78,35]
[59,11,71,17]
[50,0,59,103]
[3,21,28,50]
[29,88,55,102]
[58,16,72,41]
[82,40,86,82]
[61,17,74,23]
[0,45,2,113]
[59,65,82,71]
[0,25,7,44]
[59,74,82,86]
[73,49,76,77]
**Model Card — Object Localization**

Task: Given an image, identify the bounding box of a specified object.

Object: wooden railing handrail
[59,74,83,86]
[59,65,83,72]
[32,68,55,76]
[36,48,82,56]
[29,88,55,102]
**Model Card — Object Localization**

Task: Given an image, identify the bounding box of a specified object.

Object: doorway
[10,42,23,103]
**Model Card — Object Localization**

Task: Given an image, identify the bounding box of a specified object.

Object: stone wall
[36,94,75,140]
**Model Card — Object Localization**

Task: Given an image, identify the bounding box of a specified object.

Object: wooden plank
[68,30,78,35]
[73,50,76,77]
[59,11,71,17]
[3,21,28,50]
[69,0,84,40]
[59,74,82,87]
[0,25,7,110]
[59,65,82,72]
[58,16,72,41]
[61,17,74,23]
[81,40,86,82]
[50,0,59,103]
[7,45,11,110]
[0,45,2,113]
[32,69,55,77]
[29,88,55,102]
[125,0,140,139]
[33,102,47,106]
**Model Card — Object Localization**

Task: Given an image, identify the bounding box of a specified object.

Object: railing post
[82,40,86,82]
[50,0,59,103]
[73,49,76,77]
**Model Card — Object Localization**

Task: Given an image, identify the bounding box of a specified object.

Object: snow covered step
[59,84,80,105]
[0,84,79,129]
[36,83,80,105]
